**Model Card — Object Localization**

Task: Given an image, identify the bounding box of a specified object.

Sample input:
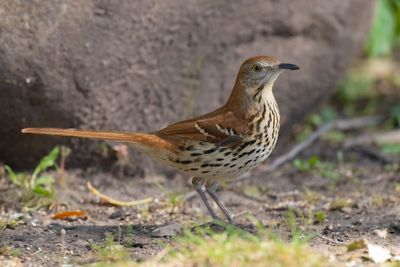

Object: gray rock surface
[0,0,376,172]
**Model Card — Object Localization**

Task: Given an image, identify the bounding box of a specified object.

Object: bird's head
[227,56,299,110]
[237,56,299,90]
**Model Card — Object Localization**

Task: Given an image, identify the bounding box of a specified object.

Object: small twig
[361,173,392,185]
[60,229,66,257]
[334,115,383,130]
[117,225,122,244]
[350,146,392,164]
[264,123,335,173]
[234,210,249,218]
[184,190,198,201]
[87,181,153,206]
[264,115,383,172]
[344,129,400,148]
[58,146,71,188]
[264,200,307,211]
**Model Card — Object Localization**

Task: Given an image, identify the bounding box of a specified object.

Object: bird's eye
[251,64,262,72]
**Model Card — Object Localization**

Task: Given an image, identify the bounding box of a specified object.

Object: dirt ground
[0,128,399,266]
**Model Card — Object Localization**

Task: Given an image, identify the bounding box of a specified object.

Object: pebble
[151,223,183,237]
[109,209,124,220]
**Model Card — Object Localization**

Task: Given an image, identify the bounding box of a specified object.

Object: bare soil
[0,133,399,266]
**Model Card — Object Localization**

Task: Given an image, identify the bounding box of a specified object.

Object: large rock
[0,0,376,171]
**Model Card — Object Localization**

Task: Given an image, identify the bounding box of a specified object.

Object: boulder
[0,0,376,172]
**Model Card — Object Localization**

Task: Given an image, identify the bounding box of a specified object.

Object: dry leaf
[346,239,367,252]
[51,210,87,220]
[367,243,392,263]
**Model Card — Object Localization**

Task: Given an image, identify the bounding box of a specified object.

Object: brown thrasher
[22,56,299,224]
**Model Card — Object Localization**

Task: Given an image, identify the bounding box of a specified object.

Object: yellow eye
[252,64,262,72]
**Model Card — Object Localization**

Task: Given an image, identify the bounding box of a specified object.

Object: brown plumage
[22,56,299,224]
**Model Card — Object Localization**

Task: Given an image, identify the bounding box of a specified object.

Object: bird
[22,56,299,224]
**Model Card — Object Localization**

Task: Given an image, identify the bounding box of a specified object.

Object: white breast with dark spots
[161,100,280,180]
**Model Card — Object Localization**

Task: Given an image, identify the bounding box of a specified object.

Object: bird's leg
[192,177,221,220]
[205,181,235,224]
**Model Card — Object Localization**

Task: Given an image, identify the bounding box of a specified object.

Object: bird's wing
[156,106,248,148]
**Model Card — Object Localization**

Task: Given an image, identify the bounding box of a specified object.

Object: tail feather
[21,127,176,151]
[22,128,142,143]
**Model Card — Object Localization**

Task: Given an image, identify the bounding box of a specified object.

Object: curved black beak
[278,63,300,70]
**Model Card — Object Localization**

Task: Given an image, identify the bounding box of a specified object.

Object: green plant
[380,143,400,154]
[0,244,20,257]
[336,0,400,112]
[337,74,376,105]
[293,156,341,182]
[0,219,22,231]
[314,211,326,224]
[293,156,319,172]
[4,146,60,210]
[309,107,337,127]
[365,0,400,57]
[295,107,338,142]
[390,104,400,127]
[166,191,184,211]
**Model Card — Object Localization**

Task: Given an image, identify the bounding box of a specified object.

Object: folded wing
[156,106,248,148]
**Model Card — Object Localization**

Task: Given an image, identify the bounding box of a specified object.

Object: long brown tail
[22,127,149,143]
[21,127,175,151]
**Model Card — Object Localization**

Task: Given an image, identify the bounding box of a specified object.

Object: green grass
[157,230,327,267]
[84,211,329,266]
[89,233,131,263]
[87,222,331,267]
[154,182,185,212]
